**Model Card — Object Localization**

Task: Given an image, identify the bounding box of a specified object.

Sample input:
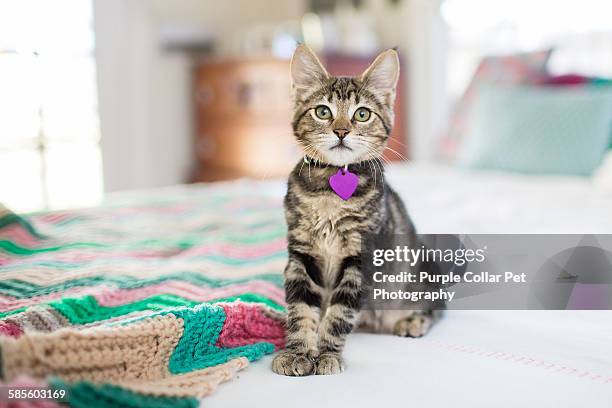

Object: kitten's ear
[360,49,400,94]
[290,44,329,90]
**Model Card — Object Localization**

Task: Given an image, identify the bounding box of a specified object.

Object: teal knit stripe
[165,304,275,374]
[50,378,199,408]
[0,212,46,239]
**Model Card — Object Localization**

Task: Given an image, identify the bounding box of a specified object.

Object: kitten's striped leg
[272,252,322,376]
[316,258,362,375]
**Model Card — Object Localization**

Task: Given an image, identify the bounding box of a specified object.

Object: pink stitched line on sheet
[429,340,612,385]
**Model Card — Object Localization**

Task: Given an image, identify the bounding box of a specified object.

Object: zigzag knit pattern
[0,183,287,407]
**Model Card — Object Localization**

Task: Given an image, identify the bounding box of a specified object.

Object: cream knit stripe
[0,286,114,312]
[96,280,286,308]
[3,309,153,334]
[1,313,184,383]
[6,306,70,333]
[108,357,249,398]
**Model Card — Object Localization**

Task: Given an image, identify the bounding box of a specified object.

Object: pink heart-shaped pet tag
[329,169,359,200]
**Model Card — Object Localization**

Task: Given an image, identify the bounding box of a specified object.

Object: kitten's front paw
[393,315,431,338]
[272,351,315,376]
[315,353,344,375]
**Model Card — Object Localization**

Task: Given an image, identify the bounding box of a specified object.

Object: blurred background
[1,0,612,212]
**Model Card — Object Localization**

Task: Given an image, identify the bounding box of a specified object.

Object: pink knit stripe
[95,280,286,307]
[0,320,23,337]
[0,224,41,247]
[0,295,15,302]
[100,203,193,215]
[36,212,74,224]
[2,248,178,266]
[179,238,286,258]
[216,303,285,350]
[224,197,282,211]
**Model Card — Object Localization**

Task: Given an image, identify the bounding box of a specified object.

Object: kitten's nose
[333,129,349,140]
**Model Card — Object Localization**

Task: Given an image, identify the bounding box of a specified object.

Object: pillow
[535,73,612,87]
[457,85,612,176]
[535,74,612,148]
[440,49,553,158]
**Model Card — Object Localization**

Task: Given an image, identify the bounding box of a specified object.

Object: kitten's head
[290,44,399,167]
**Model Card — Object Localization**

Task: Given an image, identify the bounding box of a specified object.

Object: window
[0,0,103,212]
[441,0,612,101]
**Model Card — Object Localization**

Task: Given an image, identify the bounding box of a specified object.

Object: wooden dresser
[192,55,408,182]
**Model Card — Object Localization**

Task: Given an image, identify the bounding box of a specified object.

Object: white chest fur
[299,194,356,287]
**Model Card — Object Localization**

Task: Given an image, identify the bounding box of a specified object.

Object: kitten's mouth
[330,143,352,151]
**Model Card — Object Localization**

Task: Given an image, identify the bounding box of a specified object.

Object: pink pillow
[440,49,553,158]
[536,73,591,86]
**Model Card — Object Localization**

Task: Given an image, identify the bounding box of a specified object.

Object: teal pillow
[457,85,612,176]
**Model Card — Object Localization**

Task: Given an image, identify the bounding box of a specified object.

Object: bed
[1,163,611,407]
[208,163,612,408]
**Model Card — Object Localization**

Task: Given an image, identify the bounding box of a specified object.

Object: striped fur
[272,45,440,376]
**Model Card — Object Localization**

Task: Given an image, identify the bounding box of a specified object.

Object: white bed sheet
[207,163,612,408]
[386,163,612,234]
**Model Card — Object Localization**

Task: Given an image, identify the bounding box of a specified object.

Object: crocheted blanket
[0,182,287,407]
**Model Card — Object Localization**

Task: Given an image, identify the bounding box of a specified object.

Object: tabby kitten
[272,45,439,377]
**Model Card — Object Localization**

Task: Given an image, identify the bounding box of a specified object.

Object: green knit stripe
[0,240,105,255]
[0,307,26,320]
[49,293,284,325]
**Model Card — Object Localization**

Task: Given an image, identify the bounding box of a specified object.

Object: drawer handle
[196,137,216,159]
[196,85,215,106]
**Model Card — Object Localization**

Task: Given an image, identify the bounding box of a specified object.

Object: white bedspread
[207,163,612,408]
[386,163,612,234]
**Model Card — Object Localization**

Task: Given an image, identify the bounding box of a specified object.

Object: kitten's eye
[314,105,332,120]
[353,107,371,122]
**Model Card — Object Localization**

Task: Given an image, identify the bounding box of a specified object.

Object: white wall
[93,0,303,192]
[93,0,192,192]
[406,0,448,160]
